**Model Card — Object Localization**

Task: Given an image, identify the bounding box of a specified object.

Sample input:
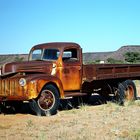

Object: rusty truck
[0,42,140,116]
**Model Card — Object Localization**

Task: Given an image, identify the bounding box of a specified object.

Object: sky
[0,0,140,54]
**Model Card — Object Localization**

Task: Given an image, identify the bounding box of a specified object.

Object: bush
[107,58,124,64]
[124,52,140,63]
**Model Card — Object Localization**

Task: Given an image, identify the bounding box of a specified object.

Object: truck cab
[29,42,82,91]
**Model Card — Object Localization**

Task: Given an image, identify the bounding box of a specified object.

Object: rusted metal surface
[0,76,28,101]
[30,42,83,91]
[83,64,140,81]
[0,43,80,101]
[29,42,80,53]
[1,61,53,75]
[0,73,65,101]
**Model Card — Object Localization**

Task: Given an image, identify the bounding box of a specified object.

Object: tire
[116,80,137,105]
[30,84,60,116]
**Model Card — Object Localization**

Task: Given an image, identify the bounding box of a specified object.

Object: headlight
[19,78,26,86]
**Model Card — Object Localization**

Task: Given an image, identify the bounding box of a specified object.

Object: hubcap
[37,90,55,111]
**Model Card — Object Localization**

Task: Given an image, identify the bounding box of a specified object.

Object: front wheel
[30,84,60,116]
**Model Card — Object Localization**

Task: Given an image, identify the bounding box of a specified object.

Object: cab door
[60,48,82,91]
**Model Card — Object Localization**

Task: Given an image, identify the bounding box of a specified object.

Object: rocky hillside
[83,45,140,63]
[0,54,28,66]
[0,45,140,66]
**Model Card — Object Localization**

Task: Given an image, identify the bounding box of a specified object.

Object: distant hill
[83,45,140,63]
[0,45,140,66]
[0,54,28,66]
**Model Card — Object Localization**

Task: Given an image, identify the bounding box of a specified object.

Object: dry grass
[0,100,140,140]
[0,84,140,140]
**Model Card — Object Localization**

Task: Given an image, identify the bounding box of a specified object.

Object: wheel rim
[37,90,55,111]
[125,85,134,100]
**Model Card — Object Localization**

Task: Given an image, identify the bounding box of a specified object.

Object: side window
[62,48,78,62]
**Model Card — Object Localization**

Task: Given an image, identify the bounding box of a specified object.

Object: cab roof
[31,42,81,50]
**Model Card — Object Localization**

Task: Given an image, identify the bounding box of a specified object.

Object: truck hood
[1,61,54,76]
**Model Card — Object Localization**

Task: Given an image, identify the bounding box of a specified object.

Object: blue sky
[0,0,140,54]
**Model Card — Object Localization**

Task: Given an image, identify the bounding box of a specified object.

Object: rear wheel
[124,80,137,100]
[30,84,60,116]
[116,80,137,105]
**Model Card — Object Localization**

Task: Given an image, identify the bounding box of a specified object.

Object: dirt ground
[0,84,140,140]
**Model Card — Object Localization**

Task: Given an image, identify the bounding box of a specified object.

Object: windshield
[31,49,42,60]
[30,48,60,61]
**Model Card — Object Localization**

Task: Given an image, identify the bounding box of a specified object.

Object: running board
[64,92,88,98]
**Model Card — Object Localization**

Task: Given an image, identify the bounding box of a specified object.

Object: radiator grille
[0,79,19,96]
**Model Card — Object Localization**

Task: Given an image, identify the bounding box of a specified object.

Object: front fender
[29,75,64,99]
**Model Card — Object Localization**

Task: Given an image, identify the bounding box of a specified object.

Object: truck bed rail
[83,64,140,81]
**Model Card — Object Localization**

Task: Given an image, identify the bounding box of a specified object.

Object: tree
[124,52,140,63]
[95,59,101,64]
[107,58,124,64]
[107,58,116,64]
